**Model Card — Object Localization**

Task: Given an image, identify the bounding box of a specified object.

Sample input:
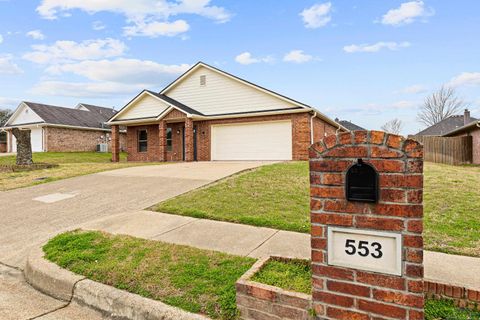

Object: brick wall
[0,142,6,153]
[236,257,314,320]
[126,124,160,161]
[309,130,424,320]
[45,127,126,152]
[425,281,480,311]
[125,112,339,162]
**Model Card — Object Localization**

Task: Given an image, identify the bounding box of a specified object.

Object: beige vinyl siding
[166,66,298,115]
[116,94,169,120]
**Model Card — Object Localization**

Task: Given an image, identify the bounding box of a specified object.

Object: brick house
[107,62,345,162]
[443,115,480,164]
[3,102,126,152]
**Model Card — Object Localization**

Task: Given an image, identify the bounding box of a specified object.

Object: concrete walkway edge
[25,246,209,320]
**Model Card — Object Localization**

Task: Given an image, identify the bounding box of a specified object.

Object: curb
[25,245,209,320]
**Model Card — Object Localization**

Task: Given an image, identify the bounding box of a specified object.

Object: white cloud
[300,2,332,28]
[92,21,106,31]
[124,19,189,37]
[381,1,434,26]
[36,0,231,37]
[283,50,313,63]
[0,55,23,74]
[30,81,144,98]
[31,59,190,98]
[46,59,190,85]
[391,100,419,109]
[448,72,480,87]
[235,52,273,65]
[26,30,45,40]
[398,84,427,94]
[343,41,411,53]
[23,38,126,64]
[0,97,20,108]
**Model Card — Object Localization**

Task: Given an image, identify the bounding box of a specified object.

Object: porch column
[111,125,120,162]
[158,120,167,162]
[185,118,194,161]
[8,130,12,153]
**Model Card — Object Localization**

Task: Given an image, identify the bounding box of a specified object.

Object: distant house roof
[5,101,116,130]
[443,119,480,136]
[335,118,366,131]
[415,114,478,136]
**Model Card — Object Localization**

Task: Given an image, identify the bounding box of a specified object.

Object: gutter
[310,112,317,144]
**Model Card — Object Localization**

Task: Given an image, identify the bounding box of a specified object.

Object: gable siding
[166,66,298,115]
[116,94,169,120]
[9,104,43,125]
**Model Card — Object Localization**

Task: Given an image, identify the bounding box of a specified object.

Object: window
[200,75,206,86]
[138,129,148,152]
[166,128,173,151]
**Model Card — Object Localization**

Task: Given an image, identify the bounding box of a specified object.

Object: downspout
[310,112,317,144]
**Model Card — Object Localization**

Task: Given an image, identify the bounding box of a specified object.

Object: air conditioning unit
[96,143,108,153]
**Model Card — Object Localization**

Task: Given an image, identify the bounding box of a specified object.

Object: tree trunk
[11,128,33,165]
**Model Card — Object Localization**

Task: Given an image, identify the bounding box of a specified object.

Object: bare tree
[417,86,465,127]
[381,118,404,135]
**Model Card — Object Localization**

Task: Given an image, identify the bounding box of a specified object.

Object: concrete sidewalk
[80,210,480,291]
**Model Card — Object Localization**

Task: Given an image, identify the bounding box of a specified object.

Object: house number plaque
[327,227,402,276]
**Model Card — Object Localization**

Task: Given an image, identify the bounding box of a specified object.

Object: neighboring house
[107,62,345,162]
[334,118,366,131]
[3,102,126,153]
[443,112,480,165]
[415,109,477,136]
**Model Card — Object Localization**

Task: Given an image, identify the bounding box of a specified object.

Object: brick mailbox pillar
[309,131,424,320]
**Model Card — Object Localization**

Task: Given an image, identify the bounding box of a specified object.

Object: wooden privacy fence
[411,135,473,165]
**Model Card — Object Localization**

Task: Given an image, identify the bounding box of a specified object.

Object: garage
[211,120,292,160]
[9,128,43,152]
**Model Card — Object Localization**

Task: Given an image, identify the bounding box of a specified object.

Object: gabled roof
[77,103,117,120]
[108,90,203,123]
[4,101,116,129]
[335,118,366,131]
[415,115,478,136]
[145,90,203,116]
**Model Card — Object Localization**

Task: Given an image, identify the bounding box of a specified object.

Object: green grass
[251,258,311,294]
[425,299,480,320]
[251,259,480,320]
[0,152,163,191]
[0,151,127,165]
[153,161,480,257]
[43,230,255,320]
[153,162,311,233]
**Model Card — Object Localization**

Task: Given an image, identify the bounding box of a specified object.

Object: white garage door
[211,120,292,160]
[10,128,43,152]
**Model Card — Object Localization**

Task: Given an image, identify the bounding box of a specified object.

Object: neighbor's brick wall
[236,257,314,320]
[310,130,424,320]
[45,127,126,152]
[0,142,6,153]
[312,116,337,143]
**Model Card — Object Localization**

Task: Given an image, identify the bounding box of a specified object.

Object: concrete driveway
[0,161,270,319]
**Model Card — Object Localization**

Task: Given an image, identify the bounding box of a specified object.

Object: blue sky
[0,0,479,134]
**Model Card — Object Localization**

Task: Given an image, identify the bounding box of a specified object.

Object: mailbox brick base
[309,131,424,320]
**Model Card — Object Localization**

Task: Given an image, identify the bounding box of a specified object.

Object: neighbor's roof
[443,119,480,136]
[6,101,116,129]
[415,115,478,136]
[335,118,366,131]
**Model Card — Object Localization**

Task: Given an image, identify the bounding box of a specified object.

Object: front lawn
[44,230,255,319]
[153,162,480,257]
[0,152,160,191]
